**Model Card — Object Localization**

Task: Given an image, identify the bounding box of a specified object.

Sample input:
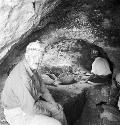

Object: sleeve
[12,77,51,116]
[40,82,57,106]
[37,70,57,106]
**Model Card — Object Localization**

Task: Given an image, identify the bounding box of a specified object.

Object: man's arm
[40,83,63,111]
[36,70,57,105]
[37,70,63,110]
[12,78,51,116]
[40,82,57,106]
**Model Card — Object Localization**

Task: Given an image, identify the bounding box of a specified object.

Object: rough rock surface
[1,0,120,73]
[0,0,60,64]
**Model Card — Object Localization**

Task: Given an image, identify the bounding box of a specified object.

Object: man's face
[26,49,44,70]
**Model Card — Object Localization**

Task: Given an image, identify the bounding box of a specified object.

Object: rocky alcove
[0,0,120,125]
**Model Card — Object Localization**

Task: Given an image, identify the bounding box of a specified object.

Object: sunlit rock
[0,0,35,61]
[38,39,96,84]
[56,11,99,43]
[0,0,61,63]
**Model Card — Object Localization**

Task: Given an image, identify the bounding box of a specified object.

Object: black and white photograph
[0,0,120,125]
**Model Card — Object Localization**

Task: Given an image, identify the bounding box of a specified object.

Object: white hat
[25,41,45,62]
[26,40,45,52]
[91,57,111,76]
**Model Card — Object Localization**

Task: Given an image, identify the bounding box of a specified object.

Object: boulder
[0,0,61,64]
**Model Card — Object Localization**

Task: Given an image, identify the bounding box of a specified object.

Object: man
[87,49,112,84]
[1,41,67,125]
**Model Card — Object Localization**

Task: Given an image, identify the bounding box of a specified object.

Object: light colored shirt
[91,57,112,76]
[1,60,53,116]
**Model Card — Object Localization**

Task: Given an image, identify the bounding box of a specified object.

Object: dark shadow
[49,87,86,125]
[64,92,86,125]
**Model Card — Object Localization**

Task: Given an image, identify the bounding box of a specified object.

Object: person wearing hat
[87,49,113,84]
[1,41,67,125]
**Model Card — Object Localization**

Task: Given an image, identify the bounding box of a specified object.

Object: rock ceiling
[0,0,120,75]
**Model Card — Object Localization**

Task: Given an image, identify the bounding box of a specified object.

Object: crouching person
[87,49,112,84]
[1,41,67,125]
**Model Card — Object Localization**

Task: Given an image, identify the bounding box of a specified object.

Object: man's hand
[56,103,63,111]
[53,80,62,86]
[49,102,63,111]
[35,100,52,117]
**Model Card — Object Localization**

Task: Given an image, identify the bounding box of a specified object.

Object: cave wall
[0,0,61,64]
[0,0,120,76]
[0,1,120,125]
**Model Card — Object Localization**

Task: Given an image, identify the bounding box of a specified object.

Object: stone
[58,73,76,85]
[0,0,61,64]
[0,0,36,61]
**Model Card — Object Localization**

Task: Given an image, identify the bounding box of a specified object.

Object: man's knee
[29,114,62,125]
